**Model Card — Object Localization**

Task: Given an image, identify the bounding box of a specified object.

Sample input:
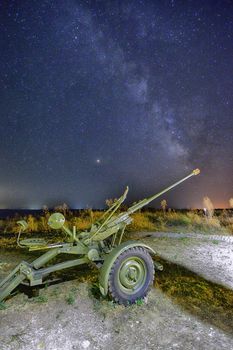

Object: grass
[65,292,76,305]
[0,301,7,310]
[129,209,232,235]
[135,298,144,306]
[0,208,232,248]
[212,240,220,245]
[155,259,233,334]
[128,212,155,231]
[32,295,48,303]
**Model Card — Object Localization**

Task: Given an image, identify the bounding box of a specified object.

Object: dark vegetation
[155,258,233,335]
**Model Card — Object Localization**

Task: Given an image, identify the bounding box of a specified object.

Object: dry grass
[128,210,232,235]
[0,209,232,248]
[127,212,155,231]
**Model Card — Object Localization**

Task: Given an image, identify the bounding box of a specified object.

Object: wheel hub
[128,267,137,281]
[118,257,146,293]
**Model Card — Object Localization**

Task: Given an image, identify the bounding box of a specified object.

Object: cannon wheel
[108,246,154,305]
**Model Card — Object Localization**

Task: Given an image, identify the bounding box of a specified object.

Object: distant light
[74,204,82,209]
[96,159,101,164]
[28,204,41,209]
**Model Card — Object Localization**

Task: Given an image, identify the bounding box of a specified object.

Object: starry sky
[0,0,232,209]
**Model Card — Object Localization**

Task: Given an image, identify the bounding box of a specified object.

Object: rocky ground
[0,233,233,350]
[139,231,233,289]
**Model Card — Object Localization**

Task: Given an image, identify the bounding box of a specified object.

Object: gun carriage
[0,169,200,305]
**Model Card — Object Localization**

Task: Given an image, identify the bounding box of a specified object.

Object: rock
[81,340,90,349]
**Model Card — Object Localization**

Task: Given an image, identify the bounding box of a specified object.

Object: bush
[128,212,155,231]
[165,212,191,227]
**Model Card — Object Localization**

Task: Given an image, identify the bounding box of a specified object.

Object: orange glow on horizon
[192,202,230,210]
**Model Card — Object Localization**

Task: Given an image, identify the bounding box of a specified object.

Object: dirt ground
[139,232,233,289]
[0,233,233,350]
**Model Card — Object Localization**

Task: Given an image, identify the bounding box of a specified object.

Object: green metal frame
[0,169,200,303]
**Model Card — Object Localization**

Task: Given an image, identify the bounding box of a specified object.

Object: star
[0,1,232,209]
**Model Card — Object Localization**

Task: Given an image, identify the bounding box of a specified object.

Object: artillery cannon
[0,169,200,305]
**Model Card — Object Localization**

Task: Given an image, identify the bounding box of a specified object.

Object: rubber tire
[108,247,154,305]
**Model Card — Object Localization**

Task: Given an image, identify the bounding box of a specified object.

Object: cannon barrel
[127,169,200,214]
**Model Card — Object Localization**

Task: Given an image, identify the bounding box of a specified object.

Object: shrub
[27,215,39,232]
[165,212,191,227]
[128,212,155,231]
[229,198,233,208]
[66,293,75,305]
[203,196,214,219]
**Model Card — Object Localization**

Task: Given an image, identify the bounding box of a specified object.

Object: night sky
[0,1,232,209]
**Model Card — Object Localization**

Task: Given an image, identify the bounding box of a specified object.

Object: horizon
[0,205,231,212]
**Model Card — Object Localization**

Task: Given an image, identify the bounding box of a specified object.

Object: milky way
[0,1,232,209]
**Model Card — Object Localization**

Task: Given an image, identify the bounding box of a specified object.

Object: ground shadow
[154,257,233,334]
